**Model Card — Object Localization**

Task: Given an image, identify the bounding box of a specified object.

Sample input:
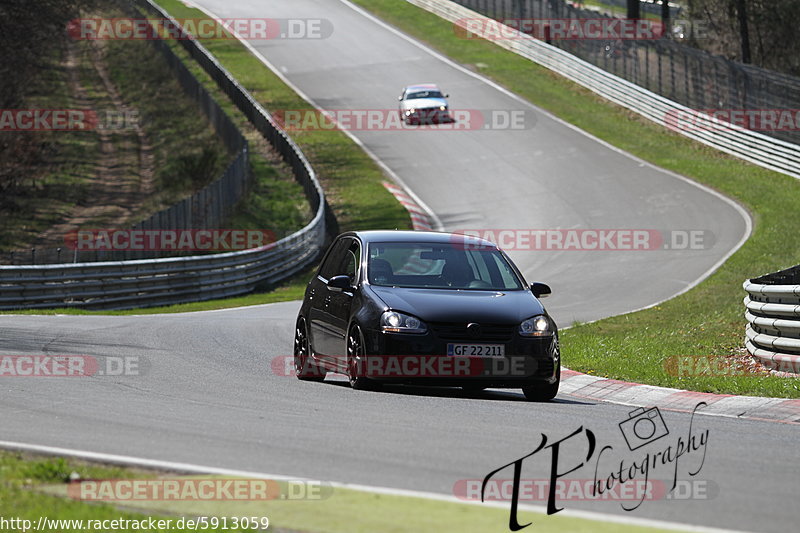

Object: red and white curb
[560,369,800,425]
[383,182,434,231]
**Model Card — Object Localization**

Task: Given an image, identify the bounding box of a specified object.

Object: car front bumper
[360,328,560,387]
[402,108,451,123]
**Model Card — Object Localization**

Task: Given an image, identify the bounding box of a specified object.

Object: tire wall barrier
[743,265,800,374]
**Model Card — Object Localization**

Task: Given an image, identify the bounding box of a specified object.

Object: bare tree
[0,0,97,109]
[0,0,97,197]
[689,0,800,76]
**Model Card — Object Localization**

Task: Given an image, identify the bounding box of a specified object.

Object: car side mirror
[444,93,450,98]
[328,275,353,292]
[530,282,551,298]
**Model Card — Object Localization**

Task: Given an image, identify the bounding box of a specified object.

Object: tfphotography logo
[476,402,710,530]
[618,407,669,451]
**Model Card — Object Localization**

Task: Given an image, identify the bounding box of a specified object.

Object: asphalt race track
[3,1,795,532]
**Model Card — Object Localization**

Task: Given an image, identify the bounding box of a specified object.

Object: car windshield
[367,242,523,290]
[405,90,444,100]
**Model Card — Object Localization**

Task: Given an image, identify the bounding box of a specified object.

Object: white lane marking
[181,0,443,232]
[0,439,746,532]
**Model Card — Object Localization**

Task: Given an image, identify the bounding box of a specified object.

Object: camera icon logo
[619,407,670,451]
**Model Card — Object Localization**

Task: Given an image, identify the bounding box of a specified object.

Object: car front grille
[430,322,515,342]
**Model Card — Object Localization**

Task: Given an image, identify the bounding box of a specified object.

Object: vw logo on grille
[467,323,481,338]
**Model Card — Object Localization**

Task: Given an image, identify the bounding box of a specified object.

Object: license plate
[447,343,505,357]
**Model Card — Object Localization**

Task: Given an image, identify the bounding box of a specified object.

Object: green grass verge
[351,0,800,398]
[2,451,681,533]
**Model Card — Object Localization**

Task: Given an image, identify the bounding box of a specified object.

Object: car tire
[521,366,560,402]
[294,318,325,382]
[347,325,380,391]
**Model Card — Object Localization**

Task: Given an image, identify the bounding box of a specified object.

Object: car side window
[318,238,350,280]
[343,242,360,281]
[319,238,361,281]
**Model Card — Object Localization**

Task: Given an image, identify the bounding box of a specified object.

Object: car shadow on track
[321,376,591,405]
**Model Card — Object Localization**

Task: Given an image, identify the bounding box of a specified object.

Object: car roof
[404,84,441,92]
[340,230,497,247]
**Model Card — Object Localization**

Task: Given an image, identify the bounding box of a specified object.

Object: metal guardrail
[743,265,800,375]
[0,0,328,310]
[410,0,800,179]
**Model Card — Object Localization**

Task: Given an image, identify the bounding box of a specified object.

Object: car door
[308,237,349,359]
[325,239,361,364]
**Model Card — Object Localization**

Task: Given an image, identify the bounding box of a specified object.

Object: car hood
[400,98,447,110]
[369,286,546,324]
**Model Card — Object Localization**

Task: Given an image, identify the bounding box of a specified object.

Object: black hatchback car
[293,231,560,401]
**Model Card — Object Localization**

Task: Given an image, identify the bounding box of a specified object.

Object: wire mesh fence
[452,0,800,145]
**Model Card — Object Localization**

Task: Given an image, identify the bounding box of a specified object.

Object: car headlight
[381,311,427,334]
[519,315,552,337]
[405,108,415,116]
[439,105,447,111]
